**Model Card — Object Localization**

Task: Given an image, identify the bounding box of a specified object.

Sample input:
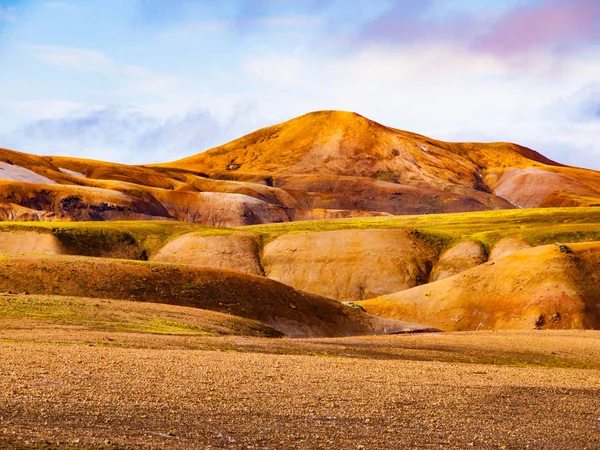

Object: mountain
[1,110,599,224]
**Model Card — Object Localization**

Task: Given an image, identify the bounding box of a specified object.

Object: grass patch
[52,227,137,257]
[1,207,600,257]
[0,296,216,336]
[0,221,232,257]
[118,318,213,335]
[238,207,600,252]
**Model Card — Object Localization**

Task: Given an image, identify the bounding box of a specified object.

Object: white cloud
[0,102,265,164]
[244,55,306,88]
[23,44,184,102]
[240,42,600,170]
[8,100,104,120]
[120,65,182,99]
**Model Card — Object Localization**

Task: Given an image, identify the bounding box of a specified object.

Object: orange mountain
[0,110,599,224]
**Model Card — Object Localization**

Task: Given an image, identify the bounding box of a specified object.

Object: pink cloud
[360,0,600,58]
[475,0,600,56]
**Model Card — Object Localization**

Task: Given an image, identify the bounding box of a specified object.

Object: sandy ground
[1,329,599,450]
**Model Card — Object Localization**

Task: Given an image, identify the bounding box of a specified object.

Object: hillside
[2,207,600,329]
[0,254,434,337]
[0,111,599,224]
[358,242,600,331]
[165,110,600,210]
[0,293,285,338]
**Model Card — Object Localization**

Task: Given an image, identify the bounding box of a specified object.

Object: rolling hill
[357,242,600,331]
[2,207,600,333]
[0,254,434,337]
[1,111,600,334]
[164,110,600,210]
[0,110,599,224]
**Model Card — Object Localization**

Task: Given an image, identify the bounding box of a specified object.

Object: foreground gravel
[1,334,599,449]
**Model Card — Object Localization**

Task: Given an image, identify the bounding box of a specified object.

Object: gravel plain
[1,329,599,449]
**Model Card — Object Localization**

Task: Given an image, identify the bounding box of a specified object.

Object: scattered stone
[555,243,573,254]
[342,302,365,312]
[535,315,546,329]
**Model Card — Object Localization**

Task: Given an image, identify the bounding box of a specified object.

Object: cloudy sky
[0,0,599,168]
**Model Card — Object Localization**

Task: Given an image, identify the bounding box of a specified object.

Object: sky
[0,0,599,168]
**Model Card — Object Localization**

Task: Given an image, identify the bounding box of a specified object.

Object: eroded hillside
[1,207,600,332]
[1,111,599,224]
[359,242,600,331]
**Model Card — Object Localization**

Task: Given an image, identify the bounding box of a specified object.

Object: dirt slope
[151,232,264,275]
[485,166,600,207]
[0,293,284,337]
[430,241,487,281]
[358,242,600,331]
[0,255,433,337]
[489,237,532,261]
[271,175,508,215]
[262,229,438,301]
[0,231,65,255]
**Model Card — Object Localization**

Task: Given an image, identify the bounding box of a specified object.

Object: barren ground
[1,324,599,449]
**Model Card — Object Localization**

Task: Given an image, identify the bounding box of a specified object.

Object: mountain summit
[170,110,556,178]
[164,110,599,211]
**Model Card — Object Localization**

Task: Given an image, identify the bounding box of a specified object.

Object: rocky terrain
[1,327,599,449]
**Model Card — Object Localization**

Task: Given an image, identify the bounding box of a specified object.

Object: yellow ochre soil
[262,229,437,301]
[360,242,600,331]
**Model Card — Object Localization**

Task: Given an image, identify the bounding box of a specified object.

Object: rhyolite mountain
[1,110,599,224]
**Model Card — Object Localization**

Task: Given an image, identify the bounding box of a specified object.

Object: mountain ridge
[166,110,561,175]
[0,110,599,223]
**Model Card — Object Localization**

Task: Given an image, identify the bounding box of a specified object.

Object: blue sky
[0,0,599,168]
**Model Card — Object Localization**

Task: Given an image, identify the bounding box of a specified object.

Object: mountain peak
[163,110,551,180]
